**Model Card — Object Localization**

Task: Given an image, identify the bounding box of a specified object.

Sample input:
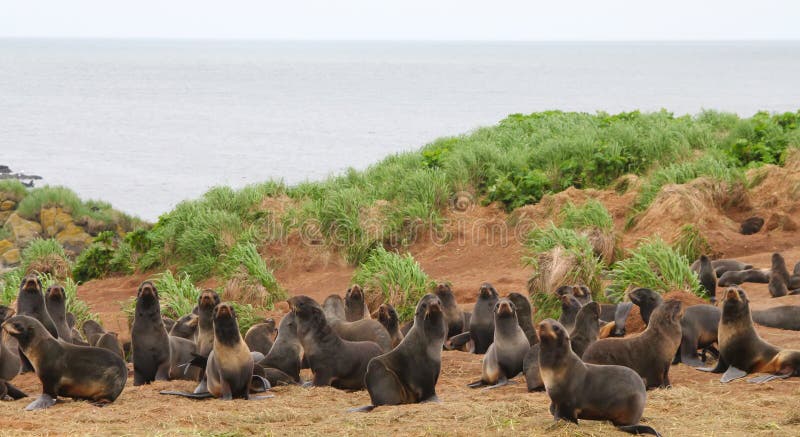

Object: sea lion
[162,303,270,399]
[131,281,171,385]
[290,295,382,390]
[44,284,72,341]
[169,313,198,339]
[468,283,500,354]
[2,315,127,410]
[244,319,276,354]
[740,216,764,235]
[522,302,600,392]
[81,319,106,346]
[507,292,536,346]
[583,300,684,389]
[351,294,447,411]
[557,293,583,332]
[752,306,800,331]
[537,319,661,436]
[0,379,27,400]
[700,287,800,383]
[468,298,529,389]
[376,303,404,348]
[16,275,58,338]
[95,332,125,359]
[697,255,718,302]
[168,335,201,381]
[322,295,392,352]
[691,258,753,276]
[258,312,303,383]
[718,268,770,286]
[769,253,790,297]
[344,285,371,321]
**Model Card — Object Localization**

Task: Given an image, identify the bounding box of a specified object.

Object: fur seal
[435,283,466,338]
[169,313,198,339]
[344,285,371,321]
[628,288,663,325]
[537,319,661,436]
[469,283,499,354]
[507,292,536,346]
[131,281,171,385]
[752,306,800,331]
[718,268,770,286]
[0,379,27,400]
[258,312,303,383]
[81,319,106,346]
[16,275,58,338]
[168,335,201,381]
[740,216,764,235]
[696,255,718,302]
[95,332,125,359]
[2,315,127,410]
[583,300,683,389]
[196,289,221,357]
[769,253,790,297]
[376,303,404,348]
[557,293,582,331]
[162,316,176,332]
[289,295,382,390]
[44,284,72,341]
[244,319,276,354]
[351,294,447,412]
[691,258,753,276]
[468,298,529,389]
[322,295,392,352]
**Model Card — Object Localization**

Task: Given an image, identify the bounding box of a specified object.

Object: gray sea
[1,39,799,221]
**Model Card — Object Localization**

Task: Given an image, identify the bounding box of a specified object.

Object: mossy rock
[55,223,93,254]
[40,207,74,237]
[4,213,43,246]
[1,248,20,266]
[0,239,13,256]
[0,200,15,211]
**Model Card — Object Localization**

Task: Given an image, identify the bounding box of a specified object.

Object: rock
[55,223,93,253]
[40,207,74,238]
[0,239,13,256]
[0,200,15,211]
[4,213,42,246]
[1,248,20,266]
[765,213,798,232]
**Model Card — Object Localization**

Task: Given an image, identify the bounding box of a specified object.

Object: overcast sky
[1,0,798,41]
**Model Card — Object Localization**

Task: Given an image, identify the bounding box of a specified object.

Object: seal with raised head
[16,275,58,339]
[351,293,447,412]
[696,255,718,302]
[196,289,221,357]
[376,303,404,348]
[290,295,382,390]
[769,253,790,297]
[435,283,466,338]
[507,292,536,346]
[44,284,73,341]
[537,319,661,436]
[468,283,499,354]
[344,284,371,321]
[469,298,530,389]
[131,281,171,385]
[699,287,800,383]
[258,312,303,383]
[244,318,276,354]
[583,300,683,389]
[557,293,582,332]
[2,315,127,410]
[322,295,392,352]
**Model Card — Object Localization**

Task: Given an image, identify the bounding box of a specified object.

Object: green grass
[672,224,713,261]
[0,269,22,306]
[609,237,703,300]
[0,180,28,202]
[221,242,286,309]
[0,269,98,326]
[558,199,614,231]
[351,247,435,321]
[20,238,72,278]
[73,231,132,283]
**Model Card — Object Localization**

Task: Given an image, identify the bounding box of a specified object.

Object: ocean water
[1,39,799,221]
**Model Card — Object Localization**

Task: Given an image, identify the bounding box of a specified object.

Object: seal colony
[1,250,799,436]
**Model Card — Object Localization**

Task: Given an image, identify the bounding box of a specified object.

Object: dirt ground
[3,202,800,436]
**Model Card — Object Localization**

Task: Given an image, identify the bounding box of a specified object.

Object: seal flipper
[720,366,748,383]
[25,394,57,411]
[467,380,486,388]
[748,373,792,384]
[347,405,377,413]
[0,381,27,400]
[446,332,471,350]
[612,302,633,336]
[617,425,661,437]
[697,356,727,373]
[159,390,214,399]
[482,377,517,391]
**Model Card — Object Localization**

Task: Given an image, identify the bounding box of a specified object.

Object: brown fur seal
[162,316,176,333]
[322,295,392,352]
[700,287,800,383]
[168,335,200,380]
[2,315,127,410]
[0,306,20,381]
[469,298,529,389]
[161,303,271,399]
[769,253,790,297]
[95,332,125,359]
[691,258,753,276]
[376,303,404,348]
[523,302,600,392]
[350,294,447,412]
[131,281,171,385]
[752,306,800,331]
[718,268,770,286]
[44,284,72,341]
[584,300,683,389]
[507,292,536,346]
[16,275,58,338]
[435,283,466,338]
[697,255,718,302]
[290,295,382,390]
[537,319,661,436]
[244,319,276,354]
[557,293,582,331]
[344,285,371,321]
[196,289,220,357]
[258,312,303,383]
[469,283,499,354]
[81,319,106,346]
[169,313,198,339]
[740,216,764,235]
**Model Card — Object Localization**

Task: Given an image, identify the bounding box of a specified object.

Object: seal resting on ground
[322,295,392,352]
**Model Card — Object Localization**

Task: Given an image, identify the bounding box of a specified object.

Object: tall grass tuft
[672,224,713,261]
[0,269,97,326]
[20,238,72,279]
[609,237,702,300]
[559,200,614,232]
[0,180,28,202]
[221,242,286,308]
[352,247,435,321]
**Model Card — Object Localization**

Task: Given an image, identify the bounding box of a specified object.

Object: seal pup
[2,315,127,410]
[131,281,171,385]
[350,294,447,412]
[290,295,382,390]
[583,300,684,389]
[537,319,661,436]
[244,319,276,354]
[322,295,392,352]
[740,216,764,235]
[344,285,371,321]
[769,253,790,297]
[376,303,404,348]
[468,298,529,389]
